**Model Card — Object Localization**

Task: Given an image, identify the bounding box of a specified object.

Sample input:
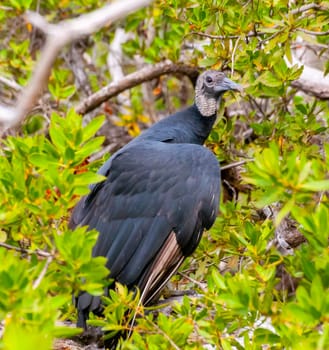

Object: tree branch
[75,61,200,115]
[0,241,53,258]
[291,79,329,99]
[290,3,326,15]
[286,54,329,100]
[0,0,152,134]
[297,28,329,36]
[221,160,252,171]
[0,76,22,91]
[32,256,53,289]
[186,31,256,40]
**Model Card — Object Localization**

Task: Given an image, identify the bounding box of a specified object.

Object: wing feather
[72,140,220,320]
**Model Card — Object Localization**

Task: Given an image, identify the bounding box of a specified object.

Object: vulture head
[195,70,242,117]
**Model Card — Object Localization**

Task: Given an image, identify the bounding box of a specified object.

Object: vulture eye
[206,76,213,84]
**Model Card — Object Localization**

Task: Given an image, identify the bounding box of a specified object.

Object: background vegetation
[0,0,328,349]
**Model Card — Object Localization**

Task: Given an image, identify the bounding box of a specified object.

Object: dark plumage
[70,70,241,345]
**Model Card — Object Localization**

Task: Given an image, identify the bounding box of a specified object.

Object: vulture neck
[195,93,219,117]
[186,104,217,144]
[137,104,217,146]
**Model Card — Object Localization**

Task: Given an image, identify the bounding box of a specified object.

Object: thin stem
[0,241,52,258]
[32,256,53,289]
[221,159,253,171]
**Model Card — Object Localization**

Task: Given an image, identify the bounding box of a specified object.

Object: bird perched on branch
[70,70,242,347]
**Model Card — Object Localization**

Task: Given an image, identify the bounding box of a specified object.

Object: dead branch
[0,0,153,134]
[75,61,199,115]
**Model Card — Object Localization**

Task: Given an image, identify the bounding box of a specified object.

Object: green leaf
[73,172,106,186]
[49,126,66,151]
[310,275,324,311]
[284,42,292,64]
[52,326,82,337]
[60,85,76,99]
[288,65,304,81]
[211,269,227,290]
[29,154,59,168]
[254,328,281,345]
[0,229,7,242]
[199,57,218,68]
[275,197,295,226]
[300,180,329,191]
[3,323,52,350]
[77,137,105,159]
[257,71,282,87]
[82,115,105,141]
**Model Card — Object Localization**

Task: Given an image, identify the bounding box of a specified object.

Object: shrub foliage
[0,0,328,349]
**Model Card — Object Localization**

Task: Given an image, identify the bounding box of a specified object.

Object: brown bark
[75,62,199,115]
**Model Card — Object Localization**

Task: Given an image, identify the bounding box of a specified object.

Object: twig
[221,159,252,171]
[186,31,262,40]
[89,144,117,162]
[291,41,328,50]
[32,256,53,289]
[63,41,93,97]
[0,0,153,133]
[290,3,326,15]
[178,271,206,290]
[296,28,329,36]
[75,61,199,115]
[0,76,22,91]
[0,241,52,258]
[144,317,182,350]
[231,36,240,76]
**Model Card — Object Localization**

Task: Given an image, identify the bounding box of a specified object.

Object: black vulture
[70,70,241,343]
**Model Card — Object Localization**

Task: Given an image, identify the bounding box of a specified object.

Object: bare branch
[0,0,153,133]
[178,271,206,290]
[75,61,199,115]
[11,36,63,129]
[221,160,252,171]
[291,79,329,99]
[297,28,329,36]
[286,53,329,100]
[231,36,240,76]
[0,76,22,91]
[0,241,53,258]
[27,0,152,39]
[290,3,327,15]
[186,31,249,40]
[32,256,53,289]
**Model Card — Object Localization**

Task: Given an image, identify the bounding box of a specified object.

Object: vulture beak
[216,77,243,93]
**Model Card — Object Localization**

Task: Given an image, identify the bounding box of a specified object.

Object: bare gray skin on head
[195,70,240,117]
